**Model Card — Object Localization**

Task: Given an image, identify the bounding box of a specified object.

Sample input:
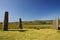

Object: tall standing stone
[3,11,8,31]
[18,18,23,29]
[53,18,58,29]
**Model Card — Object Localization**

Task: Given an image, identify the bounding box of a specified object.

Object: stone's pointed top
[19,18,21,19]
[5,11,8,15]
[5,11,8,12]
[5,11,8,13]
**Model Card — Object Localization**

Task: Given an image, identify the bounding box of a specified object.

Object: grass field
[0,22,59,40]
[0,29,60,40]
[0,23,53,29]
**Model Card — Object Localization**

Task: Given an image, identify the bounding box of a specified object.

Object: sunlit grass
[0,29,60,40]
[0,23,60,40]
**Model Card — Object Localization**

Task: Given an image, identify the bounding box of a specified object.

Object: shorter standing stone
[18,18,23,29]
[53,18,58,30]
[3,11,8,31]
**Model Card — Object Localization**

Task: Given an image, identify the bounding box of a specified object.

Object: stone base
[58,27,60,30]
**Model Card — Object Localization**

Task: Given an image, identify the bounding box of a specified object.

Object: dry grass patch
[0,29,60,40]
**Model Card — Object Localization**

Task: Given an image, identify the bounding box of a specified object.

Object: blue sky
[0,0,60,22]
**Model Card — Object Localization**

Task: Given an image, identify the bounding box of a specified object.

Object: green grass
[0,29,60,40]
[0,23,53,29]
[0,22,59,40]
[23,25,53,29]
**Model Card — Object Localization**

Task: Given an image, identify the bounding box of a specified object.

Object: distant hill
[0,20,60,25]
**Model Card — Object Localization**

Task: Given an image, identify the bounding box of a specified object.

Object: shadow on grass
[8,29,27,32]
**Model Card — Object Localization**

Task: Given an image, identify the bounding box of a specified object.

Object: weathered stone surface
[3,11,8,31]
[18,18,22,29]
[53,18,58,29]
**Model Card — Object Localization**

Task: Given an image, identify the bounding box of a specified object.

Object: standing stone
[3,11,8,31]
[53,18,58,30]
[18,18,23,29]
